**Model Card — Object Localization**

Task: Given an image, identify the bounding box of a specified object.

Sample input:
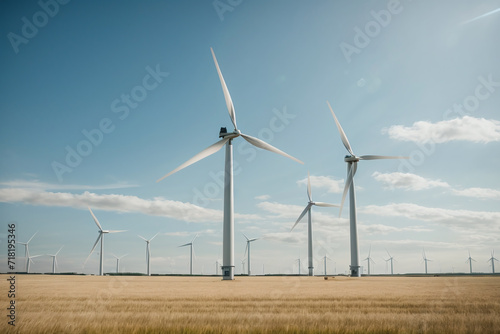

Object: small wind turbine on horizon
[138,233,158,276]
[85,207,126,276]
[156,48,303,280]
[47,246,63,274]
[322,254,332,276]
[18,231,38,273]
[466,250,476,274]
[241,258,246,274]
[488,250,498,274]
[295,257,303,275]
[327,101,408,277]
[364,246,375,276]
[291,172,338,276]
[422,249,432,274]
[26,254,42,273]
[385,250,395,275]
[243,234,258,276]
[111,253,127,274]
[179,235,197,275]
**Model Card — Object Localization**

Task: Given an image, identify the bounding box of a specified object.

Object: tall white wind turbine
[18,232,38,273]
[179,235,197,275]
[291,172,338,276]
[385,250,394,275]
[157,48,303,280]
[327,101,408,277]
[26,254,42,273]
[488,250,498,274]
[112,254,127,273]
[364,246,375,276]
[466,250,476,274]
[85,207,126,276]
[138,233,158,276]
[243,234,258,276]
[48,246,63,274]
[422,249,432,274]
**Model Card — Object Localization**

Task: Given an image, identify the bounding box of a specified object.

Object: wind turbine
[243,234,258,276]
[215,259,221,275]
[488,250,498,274]
[157,48,303,280]
[85,207,126,276]
[47,246,63,274]
[26,254,42,273]
[291,172,338,276]
[422,249,432,274]
[466,250,476,274]
[111,254,127,274]
[327,101,408,277]
[138,233,158,276]
[295,257,302,275]
[322,254,332,276]
[364,246,376,276]
[241,258,246,274]
[18,232,38,273]
[179,235,197,275]
[385,250,394,275]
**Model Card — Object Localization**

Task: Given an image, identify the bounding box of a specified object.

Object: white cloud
[360,224,433,234]
[372,172,450,190]
[452,187,500,200]
[0,188,259,223]
[297,175,344,194]
[384,116,500,143]
[255,194,271,201]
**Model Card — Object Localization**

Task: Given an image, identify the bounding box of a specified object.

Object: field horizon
[2,275,499,333]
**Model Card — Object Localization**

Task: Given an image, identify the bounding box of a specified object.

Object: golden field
[2,274,500,333]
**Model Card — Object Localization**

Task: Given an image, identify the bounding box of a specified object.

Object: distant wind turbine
[364,246,376,276]
[243,234,258,276]
[112,254,127,274]
[18,231,38,273]
[322,254,332,276]
[328,101,408,277]
[47,246,63,274]
[26,254,42,273]
[295,257,302,275]
[385,250,395,275]
[488,250,499,274]
[215,259,221,275]
[422,249,432,274]
[466,250,476,274]
[291,172,338,276]
[85,207,126,276]
[138,233,158,276]
[179,235,197,275]
[157,48,303,280]
[241,258,246,274]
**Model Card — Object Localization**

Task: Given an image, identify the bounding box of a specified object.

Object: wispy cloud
[0,188,259,223]
[297,175,344,194]
[0,179,138,190]
[255,194,271,201]
[372,172,500,200]
[384,116,500,143]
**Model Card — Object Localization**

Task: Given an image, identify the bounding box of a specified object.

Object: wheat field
[2,274,499,333]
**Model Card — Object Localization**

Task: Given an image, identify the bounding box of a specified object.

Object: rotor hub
[344,155,359,162]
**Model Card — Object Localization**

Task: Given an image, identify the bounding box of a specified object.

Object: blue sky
[1,0,499,275]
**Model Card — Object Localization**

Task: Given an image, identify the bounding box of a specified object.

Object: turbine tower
[18,232,38,273]
[179,235,197,275]
[138,233,158,276]
[385,250,394,275]
[157,48,303,280]
[291,172,338,276]
[327,101,408,277]
[422,249,432,274]
[295,257,302,275]
[364,246,375,276]
[322,254,332,276]
[85,207,126,276]
[243,234,258,276]
[112,254,127,274]
[488,250,498,274]
[48,246,63,274]
[466,250,476,274]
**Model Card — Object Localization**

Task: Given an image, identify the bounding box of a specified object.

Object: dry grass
[2,275,500,333]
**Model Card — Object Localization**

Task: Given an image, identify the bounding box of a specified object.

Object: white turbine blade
[138,235,147,241]
[149,233,159,242]
[211,47,237,130]
[179,243,191,248]
[249,238,259,242]
[111,253,118,259]
[191,234,199,244]
[291,204,312,231]
[244,243,248,258]
[338,162,356,217]
[327,101,354,156]
[307,171,312,202]
[26,231,38,244]
[85,233,102,264]
[240,133,303,164]
[88,207,103,231]
[242,233,250,241]
[360,155,409,160]
[314,202,339,207]
[157,137,230,182]
[55,246,64,256]
[108,230,127,233]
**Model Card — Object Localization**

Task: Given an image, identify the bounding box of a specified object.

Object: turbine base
[350,265,361,277]
[221,265,234,280]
